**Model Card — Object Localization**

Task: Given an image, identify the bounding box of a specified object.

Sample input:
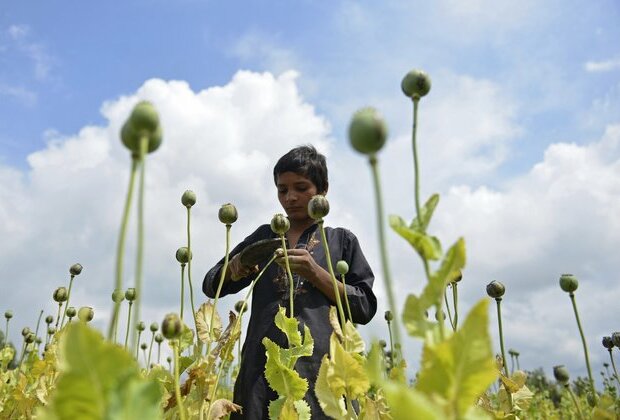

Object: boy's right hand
[229,253,259,281]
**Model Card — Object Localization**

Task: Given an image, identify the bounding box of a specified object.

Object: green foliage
[389,215,442,261]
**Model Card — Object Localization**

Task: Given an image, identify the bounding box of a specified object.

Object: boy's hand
[229,253,259,281]
[275,248,321,281]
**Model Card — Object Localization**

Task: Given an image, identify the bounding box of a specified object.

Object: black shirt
[203,223,377,419]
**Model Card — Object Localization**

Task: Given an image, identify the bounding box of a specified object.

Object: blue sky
[1,0,620,384]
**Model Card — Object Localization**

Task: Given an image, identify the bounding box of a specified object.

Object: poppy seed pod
[379,339,387,348]
[401,69,432,100]
[612,332,620,348]
[77,307,94,322]
[150,322,159,333]
[25,332,35,344]
[121,101,162,155]
[45,315,54,325]
[21,327,31,337]
[69,263,83,276]
[167,356,172,363]
[308,195,330,220]
[4,310,12,320]
[47,326,56,335]
[111,289,125,303]
[175,247,192,264]
[451,270,463,283]
[486,281,506,299]
[553,365,570,383]
[140,342,148,350]
[602,336,614,349]
[348,107,388,155]
[181,190,196,208]
[384,310,393,322]
[137,321,146,332]
[125,288,137,302]
[218,203,238,225]
[154,333,164,344]
[270,213,290,235]
[161,313,182,340]
[336,260,349,276]
[66,307,76,318]
[435,310,445,322]
[559,273,579,293]
[35,337,42,345]
[234,300,248,314]
[129,101,160,133]
[53,287,68,303]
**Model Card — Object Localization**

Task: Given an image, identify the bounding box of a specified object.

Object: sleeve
[202,225,271,299]
[340,229,377,325]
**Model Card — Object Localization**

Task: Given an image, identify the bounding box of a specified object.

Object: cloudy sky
[1,1,619,384]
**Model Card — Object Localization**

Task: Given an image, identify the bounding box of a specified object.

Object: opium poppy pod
[4,311,12,320]
[234,300,248,314]
[308,195,330,220]
[21,327,31,337]
[150,322,159,333]
[45,315,54,325]
[348,107,388,155]
[553,365,570,383]
[602,336,614,349]
[270,213,290,235]
[401,69,432,100]
[384,310,393,322]
[53,287,68,303]
[112,289,125,303]
[78,307,94,322]
[486,280,505,299]
[612,332,620,348]
[218,203,238,225]
[65,307,77,318]
[121,101,162,154]
[181,190,196,208]
[559,274,579,293]
[69,263,83,276]
[137,321,146,332]
[125,288,137,302]
[161,313,182,340]
[336,260,349,275]
[175,247,192,264]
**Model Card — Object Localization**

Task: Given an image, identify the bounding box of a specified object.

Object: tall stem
[443,288,455,330]
[569,292,595,394]
[340,274,353,321]
[34,310,43,341]
[281,234,295,317]
[157,341,161,365]
[135,330,142,359]
[124,301,133,349]
[387,320,394,365]
[147,332,155,368]
[565,384,585,420]
[317,220,347,345]
[186,207,198,331]
[368,156,402,352]
[60,276,75,328]
[54,303,63,330]
[411,98,422,227]
[452,283,459,330]
[608,349,620,389]
[206,224,231,356]
[495,298,509,377]
[172,341,187,420]
[131,137,148,350]
[4,319,9,348]
[108,156,139,340]
[180,263,186,320]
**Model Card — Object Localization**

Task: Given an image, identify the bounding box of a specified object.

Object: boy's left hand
[275,248,322,281]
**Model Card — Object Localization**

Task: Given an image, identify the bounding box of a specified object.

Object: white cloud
[5,24,55,81]
[230,32,302,76]
[585,58,620,72]
[0,83,37,106]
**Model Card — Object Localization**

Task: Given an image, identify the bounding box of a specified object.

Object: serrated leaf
[381,381,443,420]
[315,355,347,419]
[274,307,302,347]
[327,333,369,399]
[178,323,195,353]
[268,396,286,420]
[280,325,314,365]
[208,399,242,419]
[402,294,437,339]
[263,338,308,400]
[389,216,442,261]
[328,307,364,353]
[365,342,385,385]
[410,194,440,232]
[429,238,466,298]
[416,299,497,418]
[293,399,311,420]
[195,302,222,343]
[360,393,392,420]
[108,376,162,419]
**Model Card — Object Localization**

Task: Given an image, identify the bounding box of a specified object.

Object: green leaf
[178,356,194,376]
[402,293,438,339]
[365,342,385,385]
[274,307,302,347]
[389,215,442,261]
[280,325,314,366]
[410,194,440,232]
[429,238,466,298]
[268,396,286,420]
[314,355,347,419]
[293,399,311,420]
[381,381,444,420]
[0,346,15,371]
[178,323,195,353]
[108,376,162,419]
[326,333,369,399]
[416,299,498,418]
[263,338,308,400]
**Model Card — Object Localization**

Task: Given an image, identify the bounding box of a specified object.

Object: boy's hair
[273,145,328,193]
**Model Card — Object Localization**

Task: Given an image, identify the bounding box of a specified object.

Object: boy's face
[276,171,322,223]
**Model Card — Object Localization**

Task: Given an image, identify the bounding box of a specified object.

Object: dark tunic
[203,223,377,419]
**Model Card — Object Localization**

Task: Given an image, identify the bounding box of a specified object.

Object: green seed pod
[553,365,570,383]
[602,336,614,349]
[612,332,620,348]
[47,326,56,335]
[181,190,196,208]
[150,322,159,333]
[559,274,579,293]
[35,337,42,345]
[69,263,83,276]
[167,356,172,363]
[486,280,506,299]
[348,107,388,155]
[44,343,50,352]
[218,203,238,225]
[53,287,68,303]
[66,307,77,318]
[140,342,148,350]
[78,307,94,322]
[586,392,598,408]
[25,332,35,344]
[434,310,445,321]
[379,339,387,348]
[336,260,349,276]
[451,270,463,283]
[137,321,146,332]
[45,315,54,325]
[111,288,125,303]
[125,288,137,302]
[401,69,432,100]
[121,101,162,155]
[270,213,290,235]
[4,310,12,320]
[154,333,164,344]
[161,313,182,340]
[234,300,248,314]
[308,195,330,220]
[384,310,393,322]
[21,327,31,337]
[175,247,192,264]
